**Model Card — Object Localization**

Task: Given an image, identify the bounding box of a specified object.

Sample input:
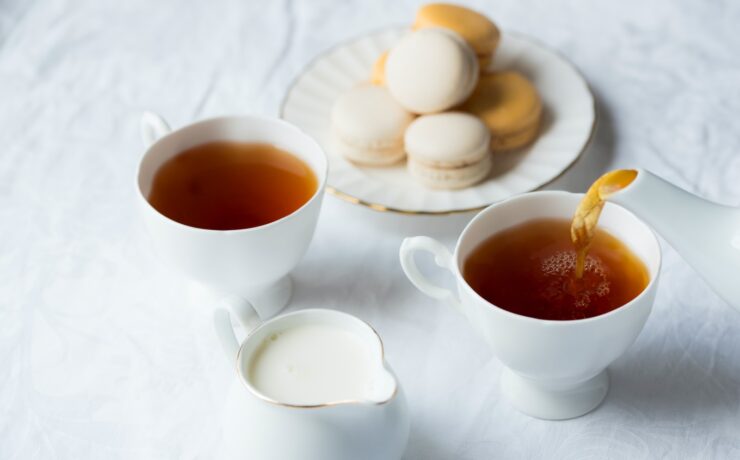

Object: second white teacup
[400,191,661,420]
[137,113,328,321]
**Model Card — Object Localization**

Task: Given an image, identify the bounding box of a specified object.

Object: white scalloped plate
[280,27,595,215]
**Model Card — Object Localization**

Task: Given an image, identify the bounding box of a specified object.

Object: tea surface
[463,218,649,320]
[148,141,317,230]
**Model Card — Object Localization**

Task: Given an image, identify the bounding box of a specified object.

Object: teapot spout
[608,168,740,311]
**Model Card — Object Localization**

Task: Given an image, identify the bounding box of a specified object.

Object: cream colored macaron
[405,112,491,189]
[331,84,414,166]
[385,28,479,114]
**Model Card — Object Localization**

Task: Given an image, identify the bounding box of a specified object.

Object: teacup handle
[141,111,172,147]
[399,236,462,312]
[213,297,263,362]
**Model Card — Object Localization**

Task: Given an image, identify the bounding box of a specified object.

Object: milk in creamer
[247,324,376,406]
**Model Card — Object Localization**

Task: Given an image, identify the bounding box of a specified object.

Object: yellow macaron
[371,51,388,85]
[460,71,542,152]
[413,3,500,71]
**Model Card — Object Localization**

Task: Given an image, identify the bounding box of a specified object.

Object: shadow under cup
[453,191,661,419]
[137,116,328,318]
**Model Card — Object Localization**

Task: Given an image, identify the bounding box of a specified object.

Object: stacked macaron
[331,84,414,166]
[405,112,491,189]
[385,28,479,114]
[461,72,542,152]
[331,3,544,190]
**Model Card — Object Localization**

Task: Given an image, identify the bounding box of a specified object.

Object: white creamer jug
[213,307,409,460]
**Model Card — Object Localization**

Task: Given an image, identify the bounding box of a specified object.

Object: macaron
[404,112,492,189]
[331,83,415,166]
[370,51,388,85]
[385,28,479,114]
[414,3,500,71]
[460,71,542,152]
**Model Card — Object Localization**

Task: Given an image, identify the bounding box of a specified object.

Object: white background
[2,0,740,458]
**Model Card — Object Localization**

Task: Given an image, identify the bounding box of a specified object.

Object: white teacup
[399,191,661,420]
[137,113,327,321]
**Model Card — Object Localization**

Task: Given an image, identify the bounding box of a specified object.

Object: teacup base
[247,275,293,319]
[501,368,609,420]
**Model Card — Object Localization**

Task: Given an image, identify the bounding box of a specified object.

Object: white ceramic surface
[281,28,595,214]
[214,308,409,460]
[399,191,662,420]
[137,113,328,319]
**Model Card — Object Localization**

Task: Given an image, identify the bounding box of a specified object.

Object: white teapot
[605,168,740,310]
[213,306,409,460]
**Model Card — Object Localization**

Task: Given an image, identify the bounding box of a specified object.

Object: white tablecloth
[2,0,740,458]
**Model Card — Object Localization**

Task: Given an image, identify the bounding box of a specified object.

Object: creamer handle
[140,111,171,147]
[399,236,462,312]
[213,297,262,362]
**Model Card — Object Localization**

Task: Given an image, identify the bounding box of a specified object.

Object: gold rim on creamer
[234,310,398,409]
[279,28,598,216]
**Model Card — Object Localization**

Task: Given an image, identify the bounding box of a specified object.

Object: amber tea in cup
[147,141,318,230]
[463,218,649,320]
